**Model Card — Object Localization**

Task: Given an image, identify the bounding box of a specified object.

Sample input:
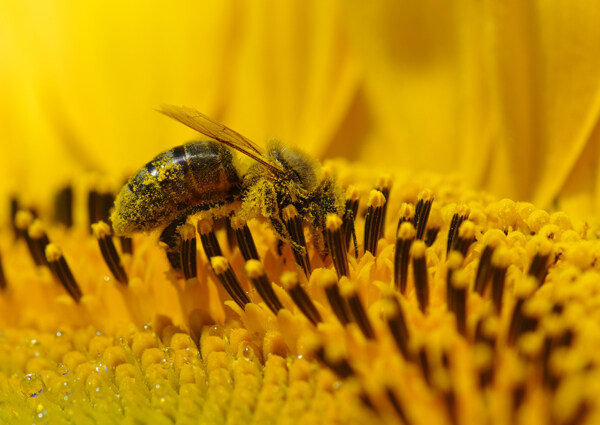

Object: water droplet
[57,364,69,375]
[20,374,45,397]
[59,381,73,398]
[119,337,129,347]
[208,325,222,336]
[95,362,108,373]
[143,323,153,332]
[161,348,174,370]
[242,345,254,361]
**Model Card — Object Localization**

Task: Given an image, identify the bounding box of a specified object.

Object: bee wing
[158,105,285,176]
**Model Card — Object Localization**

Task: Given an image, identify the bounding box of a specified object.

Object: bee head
[267,142,319,193]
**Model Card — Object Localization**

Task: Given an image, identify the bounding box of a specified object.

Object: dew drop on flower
[208,325,222,336]
[20,374,45,397]
[242,345,254,361]
[57,363,69,375]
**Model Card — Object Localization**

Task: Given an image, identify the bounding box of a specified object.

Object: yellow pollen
[244,259,264,279]
[91,220,112,238]
[210,256,229,274]
[397,221,416,240]
[367,189,385,208]
[44,243,63,262]
[325,213,343,232]
[282,204,299,221]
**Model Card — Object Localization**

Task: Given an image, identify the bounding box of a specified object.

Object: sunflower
[1,2,600,425]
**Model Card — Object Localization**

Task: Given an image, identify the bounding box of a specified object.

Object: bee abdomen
[112,141,240,235]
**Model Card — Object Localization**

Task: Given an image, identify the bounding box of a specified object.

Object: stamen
[451,220,476,257]
[445,251,464,325]
[319,269,351,326]
[394,222,415,294]
[417,345,431,385]
[490,246,511,313]
[364,190,386,256]
[425,204,442,247]
[343,185,360,258]
[10,196,20,238]
[210,256,250,309]
[230,216,259,261]
[414,189,434,240]
[474,343,495,389]
[411,241,429,313]
[339,278,375,339]
[223,216,237,252]
[449,268,468,336]
[245,260,283,314]
[53,185,73,228]
[446,205,470,254]
[45,243,82,302]
[325,214,349,278]
[313,343,354,380]
[0,251,7,290]
[282,205,311,277]
[16,211,45,267]
[28,219,51,268]
[92,221,128,284]
[507,276,538,345]
[395,203,415,234]
[385,388,410,424]
[381,295,411,359]
[528,238,552,285]
[474,313,499,349]
[473,229,505,295]
[280,271,322,325]
[178,223,197,280]
[197,218,223,259]
[119,237,133,255]
[375,173,392,239]
[87,187,114,230]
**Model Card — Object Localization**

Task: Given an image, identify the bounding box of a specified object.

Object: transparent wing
[158,105,285,176]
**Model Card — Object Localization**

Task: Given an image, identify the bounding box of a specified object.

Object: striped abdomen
[111,141,241,235]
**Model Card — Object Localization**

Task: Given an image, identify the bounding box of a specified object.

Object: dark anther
[231,216,260,261]
[179,223,197,280]
[197,218,224,260]
[119,237,133,255]
[45,244,83,302]
[375,174,392,240]
[53,185,73,228]
[411,241,429,313]
[382,295,411,360]
[446,205,469,255]
[394,222,415,294]
[451,221,476,257]
[282,205,311,277]
[326,214,349,278]
[364,190,386,256]
[340,277,375,339]
[320,269,352,326]
[414,189,433,240]
[343,185,360,258]
[92,221,128,284]
[210,256,250,309]
[446,251,466,336]
[281,271,322,325]
[245,259,283,314]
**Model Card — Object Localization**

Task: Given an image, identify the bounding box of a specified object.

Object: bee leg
[159,214,190,272]
[270,217,306,255]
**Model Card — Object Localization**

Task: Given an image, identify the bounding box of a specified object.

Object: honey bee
[111,105,346,270]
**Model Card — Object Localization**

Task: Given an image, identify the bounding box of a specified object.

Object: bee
[111,105,346,271]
